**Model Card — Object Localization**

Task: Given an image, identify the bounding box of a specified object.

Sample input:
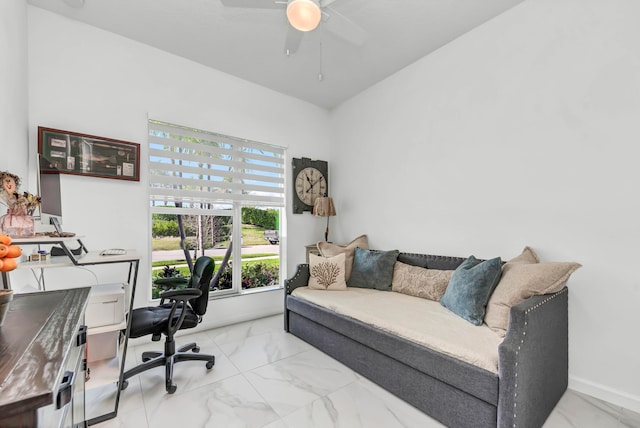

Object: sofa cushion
[440,256,503,326]
[317,234,368,280]
[392,262,453,301]
[308,253,347,291]
[485,246,581,336]
[348,248,400,291]
[290,286,502,375]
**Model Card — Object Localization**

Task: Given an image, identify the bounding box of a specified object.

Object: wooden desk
[0,288,90,427]
[1,236,140,425]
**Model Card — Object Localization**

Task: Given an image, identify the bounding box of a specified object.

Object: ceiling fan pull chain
[318,41,324,81]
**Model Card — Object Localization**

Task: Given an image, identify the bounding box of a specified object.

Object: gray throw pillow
[348,248,400,291]
[440,255,503,326]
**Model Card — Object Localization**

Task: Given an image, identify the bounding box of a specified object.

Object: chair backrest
[188,256,215,316]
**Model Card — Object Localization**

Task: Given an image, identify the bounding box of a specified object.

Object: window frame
[148,120,286,299]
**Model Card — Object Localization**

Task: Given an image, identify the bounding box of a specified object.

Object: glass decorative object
[1,208,35,237]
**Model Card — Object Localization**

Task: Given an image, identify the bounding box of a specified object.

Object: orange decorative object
[0,240,21,272]
[5,245,21,259]
[0,258,17,272]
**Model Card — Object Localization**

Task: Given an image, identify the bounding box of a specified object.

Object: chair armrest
[154,277,190,291]
[285,264,310,295]
[159,288,203,334]
[161,288,202,302]
[498,287,568,428]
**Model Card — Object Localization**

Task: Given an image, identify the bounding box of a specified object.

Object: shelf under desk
[10,236,138,266]
[18,250,140,269]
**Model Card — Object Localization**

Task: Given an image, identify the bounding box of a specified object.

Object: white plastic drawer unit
[86,283,126,328]
[87,330,119,362]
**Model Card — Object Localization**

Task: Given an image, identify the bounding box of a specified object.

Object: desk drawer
[38,324,86,427]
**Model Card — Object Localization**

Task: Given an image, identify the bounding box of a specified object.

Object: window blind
[149,120,285,212]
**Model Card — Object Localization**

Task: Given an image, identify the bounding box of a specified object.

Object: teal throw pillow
[348,248,400,291]
[440,255,503,326]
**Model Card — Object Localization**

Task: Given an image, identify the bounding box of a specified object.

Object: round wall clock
[292,157,328,214]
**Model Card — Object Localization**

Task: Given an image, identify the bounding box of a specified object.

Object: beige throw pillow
[392,262,453,301]
[308,253,347,290]
[484,246,581,336]
[317,234,368,280]
[506,245,540,264]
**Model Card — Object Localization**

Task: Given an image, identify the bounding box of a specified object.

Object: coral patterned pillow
[308,253,347,291]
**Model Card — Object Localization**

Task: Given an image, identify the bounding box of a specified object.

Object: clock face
[295,167,327,207]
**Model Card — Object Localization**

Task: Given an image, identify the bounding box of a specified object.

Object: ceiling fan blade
[322,7,367,46]
[284,26,304,55]
[220,0,284,9]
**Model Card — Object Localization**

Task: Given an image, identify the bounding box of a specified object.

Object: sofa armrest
[498,287,568,428]
[285,264,310,295]
[283,264,310,332]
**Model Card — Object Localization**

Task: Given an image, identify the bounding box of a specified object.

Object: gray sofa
[284,252,568,428]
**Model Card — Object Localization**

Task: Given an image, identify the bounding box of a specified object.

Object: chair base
[121,342,215,394]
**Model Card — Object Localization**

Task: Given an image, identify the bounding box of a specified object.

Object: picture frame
[38,126,140,181]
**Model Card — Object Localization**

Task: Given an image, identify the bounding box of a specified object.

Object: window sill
[209,284,283,300]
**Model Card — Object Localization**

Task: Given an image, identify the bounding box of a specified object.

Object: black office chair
[120,256,216,394]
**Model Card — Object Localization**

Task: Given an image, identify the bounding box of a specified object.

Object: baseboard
[569,375,640,414]
[127,288,284,347]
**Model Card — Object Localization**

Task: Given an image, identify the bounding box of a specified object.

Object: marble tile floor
[91,314,640,428]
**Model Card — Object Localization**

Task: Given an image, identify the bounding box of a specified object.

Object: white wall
[330,0,640,412]
[21,6,333,327]
[0,0,29,180]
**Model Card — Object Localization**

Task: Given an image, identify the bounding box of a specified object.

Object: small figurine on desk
[0,171,20,207]
[0,170,41,238]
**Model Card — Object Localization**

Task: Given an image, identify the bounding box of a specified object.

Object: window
[148,120,285,299]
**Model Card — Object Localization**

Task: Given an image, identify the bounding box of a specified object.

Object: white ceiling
[27,0,525,110]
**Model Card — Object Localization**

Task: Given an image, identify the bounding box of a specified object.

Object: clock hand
[309,176,324,187]
[306,174,316,193]
[307,176,324,192]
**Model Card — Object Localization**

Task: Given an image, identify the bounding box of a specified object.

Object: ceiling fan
[220,0,367,56]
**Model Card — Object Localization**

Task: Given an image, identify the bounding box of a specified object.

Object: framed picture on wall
[38,126,140,181]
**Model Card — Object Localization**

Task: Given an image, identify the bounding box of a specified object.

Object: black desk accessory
[50,245,83,256]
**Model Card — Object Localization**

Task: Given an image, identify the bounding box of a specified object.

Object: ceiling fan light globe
[287,0,322,32]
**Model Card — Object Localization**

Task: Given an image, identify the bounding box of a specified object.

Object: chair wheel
[206,361,214,370]
[166,383,177,394]
[193,346,200,353]
[120,380,129,391]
